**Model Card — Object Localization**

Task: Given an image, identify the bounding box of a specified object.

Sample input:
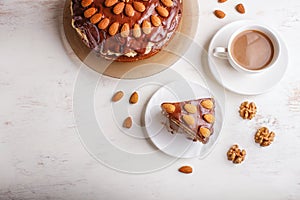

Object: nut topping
[203,114,215,124]
[162,103,176,114]
[120,23,130,37]
[108,22,120,36]
[239,101,257,120]
[161,0,173,7]
[90,13,102,24]
[133,1,146,12]
[113,2,125,15]
[104,0,118,7]
[84,7,97,18]
[182,115,195,126]
[201,99,214,110]
[81,0,93,8]
[227,144,246,164]
[156,6,169,17]
[98,18,110,29]
[133,24,142,38]
[184,104,197,114]
[199,127,211,138]
[255,127,275,147]
[151,15,161,27]
[142,20,152,34]
[125,4,135,17]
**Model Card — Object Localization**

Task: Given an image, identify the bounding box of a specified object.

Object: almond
[84,7,97,18]
[151,15,161,27]
[133,24,141,38]
[104,0,118,7]
[90,13,102,24]
[125,4,135,17]
[98,18,110,29]
[218,0,227,3]
[199,127,211,138]
[156,6,169,17]
[201,99,214,110]
[113,2,125,15]
[129,92,138,104]
[161,0,173,7]
[214,10,226,19]
[120,23,130,37]
[203,114,215,124]
[236,3,245,14]
[123,117,132,129]
[184,104,197,114]
[178,166,193,174]
[81,0,93,8]
[142,20,152,34]
[133,2,146,12]
[108,22,119,36]
[112,91,124,102]
[183,115,195,126]
[162,103,176,114]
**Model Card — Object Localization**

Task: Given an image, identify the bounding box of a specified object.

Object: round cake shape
[71,0,183,62]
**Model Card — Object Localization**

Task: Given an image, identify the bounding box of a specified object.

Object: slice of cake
[161,98,215,144]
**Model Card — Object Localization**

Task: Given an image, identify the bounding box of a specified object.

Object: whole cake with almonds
[71,0,183,62]
[161,98,215,144]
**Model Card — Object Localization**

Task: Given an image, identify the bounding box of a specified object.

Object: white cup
[213,24,281,74]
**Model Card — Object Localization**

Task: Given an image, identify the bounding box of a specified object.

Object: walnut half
[239,101,257,120]
[227,144,246,164]
[255,127,275,147]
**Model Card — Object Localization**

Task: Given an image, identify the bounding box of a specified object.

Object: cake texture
[71,0,183,62]
[161,98,215,144]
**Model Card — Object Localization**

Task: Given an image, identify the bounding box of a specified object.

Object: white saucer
[208,20,289,95]
[144,81,224,159]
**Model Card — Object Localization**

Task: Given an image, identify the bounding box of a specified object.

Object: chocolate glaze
[71,0,183,61]
[162,98,215,144]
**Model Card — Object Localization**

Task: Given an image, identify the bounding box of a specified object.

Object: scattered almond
[201,99,214,110]
[184,104,197,114]
[151,15,161,27]
[123,117,133,129]
[108,22,119,36]
[203,114,215,124]
[113,2,125,15]
[142,20,152,34]
[81,0,93,8]
[162,103,176,113]
[156,6,169,17]
[133,1,146,12]
[199,127,211,138]
[133,24,142,38]
[84,7,97,18]
[129,92,139,104]
[112,91,124,102]
[161,0,173,7]
[218,0,227,3]
[214,10,226,19]
[90,13,102,24]
[178,166,193,174]
[98,18,110,29]
[236,3,245,14]
[104,0,118,7]
[183,115,195,126]
[125,4,135,17]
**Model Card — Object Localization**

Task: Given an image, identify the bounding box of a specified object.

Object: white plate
[144,81,224,159]
[208,20,289,95]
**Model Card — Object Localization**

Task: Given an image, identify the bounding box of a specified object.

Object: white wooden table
[1,0,300,199]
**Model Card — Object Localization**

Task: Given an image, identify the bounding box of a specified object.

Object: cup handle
[213,47,228,59]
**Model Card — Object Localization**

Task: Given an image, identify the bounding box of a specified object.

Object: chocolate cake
[71,0,183,62]
[161,98,215,144]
